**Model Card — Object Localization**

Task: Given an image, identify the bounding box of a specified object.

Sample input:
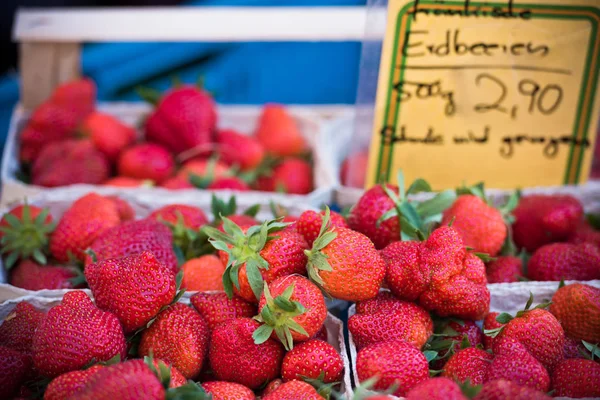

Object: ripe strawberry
[32,291,126,377]
[263,380,321,400]
[551,358,600,398]
[269,158,313,194]
[190,292,257,330]
[80,111,136,161]
[255,104,306,157]
[85,250,176,333]
[483,312,504,350]
[106,196,135,221]
[527,242,600,281]
[85,219,178,274]
[207,176,251,191]
[432,319,484,368]
[474,379,551,400]
[296,209,348,247]
[44,365,104,400]
[550,283,600,343]
[150,204,208,230]
[32,139,110,187]
[10,259,78,291]
[217,128,265,171]
[145,85,216,155]
[443,347,493,384]
[406,377,468,400]
[202,381,256,400]
[305,211,386,301]
[281,339,343,383]
[356,340,429,397]
[103,176,152,188]
[340,151,368,188]
[118,143,175,183]
[513,194,583,252]
[160,176,195,189]
[181,255,226,291]
[209,318,284,389]
[262,379,283,396]
[0,302,45,355]
[50,193,120,262]
[255,275,326,349]
[0,346,31,399]
[562,336,590,359]
[205,217,308,302]
[139,303,210,379]
[176,158,230,182]
[0,203,54,268]
[50,78,96,114]
[568,220,600,248]
[486,256,523,283]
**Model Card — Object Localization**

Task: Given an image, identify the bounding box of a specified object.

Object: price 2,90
[474,73,563,119]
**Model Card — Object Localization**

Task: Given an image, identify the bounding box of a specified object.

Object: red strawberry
[527,242,600,281]
[483,312,504,350]
[255,104,306,157]
[139,303,210,379]
[486,256,523,283]
[551,358,600,398]
[81,112,136,161]
[86,250,176,333]
[50,193,120,262]
[281,339,343,383]
[406,377,468,400]
[255,275,327,349]
[181,255,226,291]
[209,318,284,389]
[85,219,178,274]
[562,336,590,359]
[432,319,484,368]
[145,85,216,155]
[150,204,208,230]
[568,220,600,248]
[513,194,583,252]
[443,347,493,384]
[44,365,104,400]
[208,177,250,191]
[32,291,126,377]
[118,143,175,183]
[262,379,321,400]
[106,196,135,221]
[32,139,110,187]
[474,379,551,400]
[103,176,152,187]
[10,259,78,291]
[50,78,96,114]
[254,175,276,192]
[296,209,348,247]
[191,292,257,330]
[217,129,265,170]
[340,151,368,188]
[262,379,283,396]
[176,158,230,182]
[160,176,195,189]
[269,158,313,194]
[550,283,600,343]
[356,340,429,397]
[0,346,31,399]
[202,381,256,400]
[0,302,45,355]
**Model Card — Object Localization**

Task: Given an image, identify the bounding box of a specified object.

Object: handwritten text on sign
[366,0,600,189]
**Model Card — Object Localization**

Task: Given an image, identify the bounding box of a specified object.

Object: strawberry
[474,379,551,400]
[209,317,284,389]
[50,193,120,262]
[356,340,429,397]
[432,319,484,368]
[527,242,600,281]
[50,78,96,114]
[551,358,600,398]
[485,337,550,391]
[181,255,226,291]
[305,210,386,301]
[32,291,126,377]
[32,139,110,187]
[217,214,259,232]
[150,204,209,230]
[254,275,327,349]
[106,196,136,221]
[262,379,321,400]
[263,379,283,396]
[0,346,31,399]
[85,219,178,274]
[217,128,265,170]
[255,104,306,157]
[0,203,54,268]
[139,303,210,379]
[44,365,104,400]
[176,158,230,182]
[340,151,368,188]
[486,256,523,283]
[80,111,136,161]
[269,158,313,194]
[160,176,195,189]
[483,312,504,350]
[190,292,257,330]
[296,209,348,247]
[513,194,584,252]
[86,250,176,333]
[568,220,600,248]
[406,377,468,400]
[202,381,256,400]
[550,283,600,343]
[0,302,45,355]
[103,176,152,187]
[204,217,308,302]
[207,176,251,191]
[562,336,590,359]
[442,347,493,384]
[118,143,175,183]
[145,85,216,155]
[281,339,343,383]
[10,259,78,291]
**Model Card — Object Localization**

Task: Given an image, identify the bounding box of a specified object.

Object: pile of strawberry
[18,78,313,194]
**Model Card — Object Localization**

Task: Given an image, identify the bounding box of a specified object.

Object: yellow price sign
[366,0,600,189]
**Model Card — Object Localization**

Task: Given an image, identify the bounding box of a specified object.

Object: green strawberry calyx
[484,292,551,338]
[211,194,260,223]
[252,283,309,350]
[302,372,340,400]
[203,216,288,300]
[304,207,338,289]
